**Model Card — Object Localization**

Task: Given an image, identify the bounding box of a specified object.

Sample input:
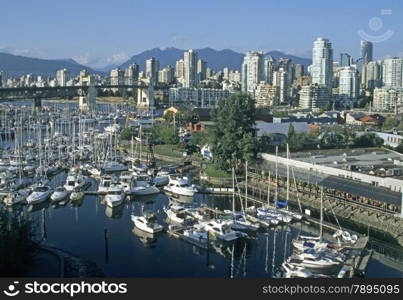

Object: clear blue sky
[1,0,402,68]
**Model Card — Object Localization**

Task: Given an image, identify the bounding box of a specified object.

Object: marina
[0,100,402,278]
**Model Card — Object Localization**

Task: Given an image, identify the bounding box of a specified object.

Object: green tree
[395,143,403,154]
[119,127,138,140]
[191,131,211,147]
[152,123,179,144]
[286,123,297,149]
[382,117,400,130]
[211,93,258,170]
[354,133,384,147]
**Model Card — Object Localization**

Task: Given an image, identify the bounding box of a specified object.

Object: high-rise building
[0,71,5,87]
[124,64,139,85]
[279,57,293,84]
[56,69,69,87]
[340,53,351,67]
[110,68,124,86]
[264,56,275,84]
[206,68,213,79]
[293,64,304,81]
[241,51,265,95]
[184,49,198,88]
[223,67,229,80]
[311,38,333,90]
[273,68,288,104]
[382,57,403,88]
[229,70,241,83]
[175,59,185,79]
[339,67,359,105]
[197,59,207,82]
[361,61,381,90]
[360,40,373,64]
[299,84,330,109]
[158,66,175,84]
[145,57,160,84]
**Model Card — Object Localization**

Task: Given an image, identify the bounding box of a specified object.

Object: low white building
[168,87,229,107]
[373,87,403,112]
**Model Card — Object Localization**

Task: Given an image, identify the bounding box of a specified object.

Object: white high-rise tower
[311,38,333,90]
[241,51,265,95]
[184,49,198,88]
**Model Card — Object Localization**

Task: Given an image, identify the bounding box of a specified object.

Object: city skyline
[1,0,403,69]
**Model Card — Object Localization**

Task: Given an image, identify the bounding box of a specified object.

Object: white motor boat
[98,175,114,193]
[132,184,160,196]
[119,172,134,193]
[26,185,53,204]
[153,176,169,187]
[198,220,247,242]
[163,178,198,196]
[164,204,193,224]
[131,214,163,234]
[104,185,126,207]
[50,187,69,202]
[64,169,91,192]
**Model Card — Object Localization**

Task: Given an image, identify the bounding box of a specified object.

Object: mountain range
[0,52,99,77]
[119,47,312,71]
[0,47,312,77]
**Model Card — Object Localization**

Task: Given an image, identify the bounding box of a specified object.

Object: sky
[1,0,402,69]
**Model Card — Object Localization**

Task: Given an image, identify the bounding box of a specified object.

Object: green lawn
[204,164,232,178]
[154,144,184,158]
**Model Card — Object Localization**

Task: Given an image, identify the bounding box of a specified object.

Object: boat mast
[245,160,248,209]
[320,186,324,242]
[286,143,289,208]
[232,167,235,217]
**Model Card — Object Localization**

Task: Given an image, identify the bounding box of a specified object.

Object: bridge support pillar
[137,85,154,108]
[33,96,42,113]
[79,86,97,111]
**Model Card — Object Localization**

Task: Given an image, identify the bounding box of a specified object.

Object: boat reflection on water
[169,193,194,204]
[51,199,70,209]
[132,226,157,248]
[70,196,84,208]
[105,203,125,219]
[27,201,50,213]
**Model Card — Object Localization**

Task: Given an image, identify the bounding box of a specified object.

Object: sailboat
[229,167,259,231]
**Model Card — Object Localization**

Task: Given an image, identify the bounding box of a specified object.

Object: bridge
[0,77,170,108]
